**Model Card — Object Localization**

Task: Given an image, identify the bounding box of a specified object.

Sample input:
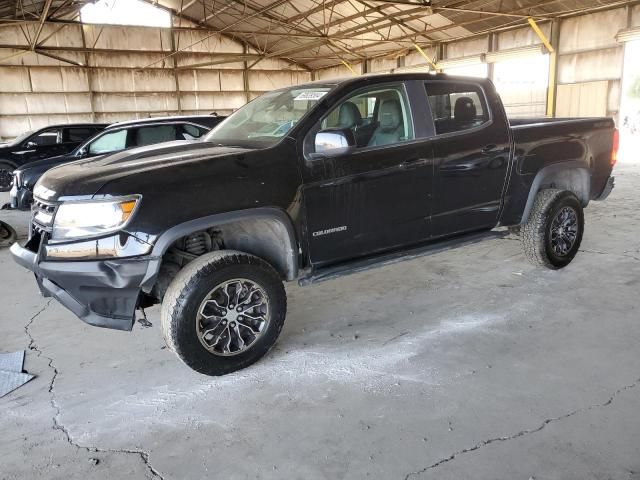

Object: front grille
[31,198,57,236]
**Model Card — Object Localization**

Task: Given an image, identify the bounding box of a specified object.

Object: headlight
[51,196,140,241]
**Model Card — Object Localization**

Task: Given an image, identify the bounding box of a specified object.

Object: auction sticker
[294,91,328,101]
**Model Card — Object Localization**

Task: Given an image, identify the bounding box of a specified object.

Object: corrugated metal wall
[2,4,639,141]
[0,21,311,140]
[316,5,638,121]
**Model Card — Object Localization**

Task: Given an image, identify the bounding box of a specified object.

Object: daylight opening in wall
[80,0,171,27]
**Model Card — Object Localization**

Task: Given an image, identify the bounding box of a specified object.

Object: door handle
[481,144,498,154]
[400,158,431,169]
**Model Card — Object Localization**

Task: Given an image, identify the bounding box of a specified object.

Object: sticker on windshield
[294,91,327,101]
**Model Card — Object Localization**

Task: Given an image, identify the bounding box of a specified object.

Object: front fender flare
[140,207,299,291]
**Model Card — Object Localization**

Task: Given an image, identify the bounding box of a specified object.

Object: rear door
[425,80,511,237]
[133,124,179,147]
[301,81,435,266]
[61,127,96,154]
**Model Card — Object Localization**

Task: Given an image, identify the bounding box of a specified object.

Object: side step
[298,229,510,286]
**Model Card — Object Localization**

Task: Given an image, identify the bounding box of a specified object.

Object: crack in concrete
[403,378,640,480]
[579,249,640,262]
[24,300,165,480]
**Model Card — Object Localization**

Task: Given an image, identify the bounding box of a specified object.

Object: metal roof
[0,0,632,70]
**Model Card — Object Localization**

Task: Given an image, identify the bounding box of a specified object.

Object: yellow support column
[528,17,558,117]
[414,44,441,72]
[340,59,358,76]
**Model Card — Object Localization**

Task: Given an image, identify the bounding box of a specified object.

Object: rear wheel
[521,189,584,269]
[161,251,287,376]
[0,161,14,192]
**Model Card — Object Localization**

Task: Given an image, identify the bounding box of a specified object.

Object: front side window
[319,84,414,150]
[205,85,334,148]
[88,129,128,155]
[426,82,490,135]
[29,128,60,146]
[181,124,208,140]
[134,125,177,147]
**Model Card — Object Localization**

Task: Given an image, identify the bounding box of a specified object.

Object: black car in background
[0,123,108,191]
[8,115,225,210]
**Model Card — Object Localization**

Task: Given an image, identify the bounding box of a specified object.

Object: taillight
[611,128,619,167]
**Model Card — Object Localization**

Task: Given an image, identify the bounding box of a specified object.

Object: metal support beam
[487,33,495,82]
[29,0,53,50]
[243,43,251,103]
[414,43,440,72]
[340,59,358,76]
[530,18,561,117]
[169,17,182,114]
[79,24,96,122]
[528,17,555,54]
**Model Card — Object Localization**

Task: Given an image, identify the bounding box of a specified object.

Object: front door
[302,82,434,267]
[425,80,511,237]
[13,127,65,164]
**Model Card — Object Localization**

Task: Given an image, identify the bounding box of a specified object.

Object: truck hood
[34,141,251,201]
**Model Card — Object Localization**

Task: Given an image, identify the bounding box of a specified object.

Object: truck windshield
[9,129,37,146]
[205,85,334,148]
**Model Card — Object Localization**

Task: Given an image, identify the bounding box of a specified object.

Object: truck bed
[499,116,616,225]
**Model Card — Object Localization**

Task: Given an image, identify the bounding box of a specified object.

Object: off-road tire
[0,161,14,192]
[521,189,584,269]
[161,250,287,376]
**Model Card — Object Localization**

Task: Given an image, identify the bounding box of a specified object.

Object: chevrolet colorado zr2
[11,74,617,376]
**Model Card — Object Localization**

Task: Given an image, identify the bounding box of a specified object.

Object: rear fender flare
[521,162,590,224]
[141,207,299,291]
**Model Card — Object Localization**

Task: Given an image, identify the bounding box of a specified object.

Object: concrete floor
[1,163,639,480]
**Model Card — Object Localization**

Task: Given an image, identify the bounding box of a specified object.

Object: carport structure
[2,1,640,479]
[1,0,639,140]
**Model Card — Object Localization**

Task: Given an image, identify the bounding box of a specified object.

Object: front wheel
[161,251,287,376]
[521,189,584,269]
[0,161,15,192]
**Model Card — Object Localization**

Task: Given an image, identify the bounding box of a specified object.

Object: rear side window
[135,125,178,147]
[425,82,489,135]
[64,127,93,143]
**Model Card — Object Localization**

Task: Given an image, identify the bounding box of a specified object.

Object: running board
[298,230,510,286]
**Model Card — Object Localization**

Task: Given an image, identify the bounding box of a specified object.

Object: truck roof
[303,72,475,87]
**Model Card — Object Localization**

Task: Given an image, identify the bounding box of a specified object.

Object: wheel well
[539,169,590,205]
[0,159,18,168]
[521,166,590,224]
[144,215,298,304]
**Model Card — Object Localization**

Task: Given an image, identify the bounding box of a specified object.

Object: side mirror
[76,147,88,157]
[313,128,355,158]
[25,141,37,149]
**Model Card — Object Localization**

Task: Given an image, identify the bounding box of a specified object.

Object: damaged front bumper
[10,237,154,331]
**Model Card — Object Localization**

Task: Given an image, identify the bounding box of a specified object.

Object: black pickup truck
[11,74,616,376]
